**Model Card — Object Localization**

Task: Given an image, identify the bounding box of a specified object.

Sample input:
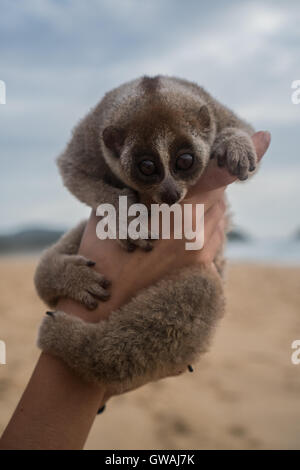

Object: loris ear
[102,126,125,156]
[198,105,211,132]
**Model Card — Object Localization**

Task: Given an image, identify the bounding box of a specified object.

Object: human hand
[57,131,270,324]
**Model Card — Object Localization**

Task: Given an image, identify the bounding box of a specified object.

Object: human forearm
[0,352,105,450]
[0,131,270,450]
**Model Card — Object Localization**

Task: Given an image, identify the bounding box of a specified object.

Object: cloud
[0,0,299,237]
[228,165,300,237]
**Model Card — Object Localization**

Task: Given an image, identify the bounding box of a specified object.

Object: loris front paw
[211,129,257,180]
[117,237,153,252]
[35,254,111,310]
[117,187,154,252]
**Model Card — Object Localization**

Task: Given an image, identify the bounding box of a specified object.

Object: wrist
[0,352,108,450]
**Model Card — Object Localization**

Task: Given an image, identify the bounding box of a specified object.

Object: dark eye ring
[176,153,194,170]
[138,159,156,176]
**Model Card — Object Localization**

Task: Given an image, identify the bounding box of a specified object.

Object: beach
[0,257,300,449]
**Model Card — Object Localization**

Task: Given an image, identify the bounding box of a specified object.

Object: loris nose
[160,187,181,205]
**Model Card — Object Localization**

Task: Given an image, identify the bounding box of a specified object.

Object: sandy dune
[0,258,300,449]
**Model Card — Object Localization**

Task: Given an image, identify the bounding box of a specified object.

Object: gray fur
[34,221,111,309]
[36,75,256,386]
[38,265,224,392]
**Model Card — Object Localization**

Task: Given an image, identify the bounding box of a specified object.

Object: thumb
[252,130,271,162]
[197,130,271,192]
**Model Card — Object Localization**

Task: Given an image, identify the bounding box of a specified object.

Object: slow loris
[35,76,256,386]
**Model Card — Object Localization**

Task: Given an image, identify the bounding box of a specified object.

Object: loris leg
[211,127,257,181]
[34,221,111,310]
[38,265,225,392]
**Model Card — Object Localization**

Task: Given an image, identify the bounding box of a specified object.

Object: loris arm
[56,110,138,211]
[184,78,257,180]
[208,96,257,180]
[34,221,110,310]
[58,165,136,211]
[57,129,153,252]
[58,161,153,251]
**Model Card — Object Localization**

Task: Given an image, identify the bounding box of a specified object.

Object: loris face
[102,103,214,205]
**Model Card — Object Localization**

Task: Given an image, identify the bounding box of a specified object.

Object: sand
[0,257,300,450]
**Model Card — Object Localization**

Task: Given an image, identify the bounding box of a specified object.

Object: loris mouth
[154,189,184,206]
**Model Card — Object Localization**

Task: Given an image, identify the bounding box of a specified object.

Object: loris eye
[176,153,194,170]
[139,159,156,176]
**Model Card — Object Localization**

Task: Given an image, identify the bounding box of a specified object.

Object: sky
[0,0,299,238]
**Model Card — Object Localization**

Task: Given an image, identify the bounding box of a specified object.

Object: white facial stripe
[154,133,172,167]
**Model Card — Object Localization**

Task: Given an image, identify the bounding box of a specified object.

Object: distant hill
[0,228,64,254]
[0,226,251,254]
[294,229,300,241]
[227,229,250,242]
